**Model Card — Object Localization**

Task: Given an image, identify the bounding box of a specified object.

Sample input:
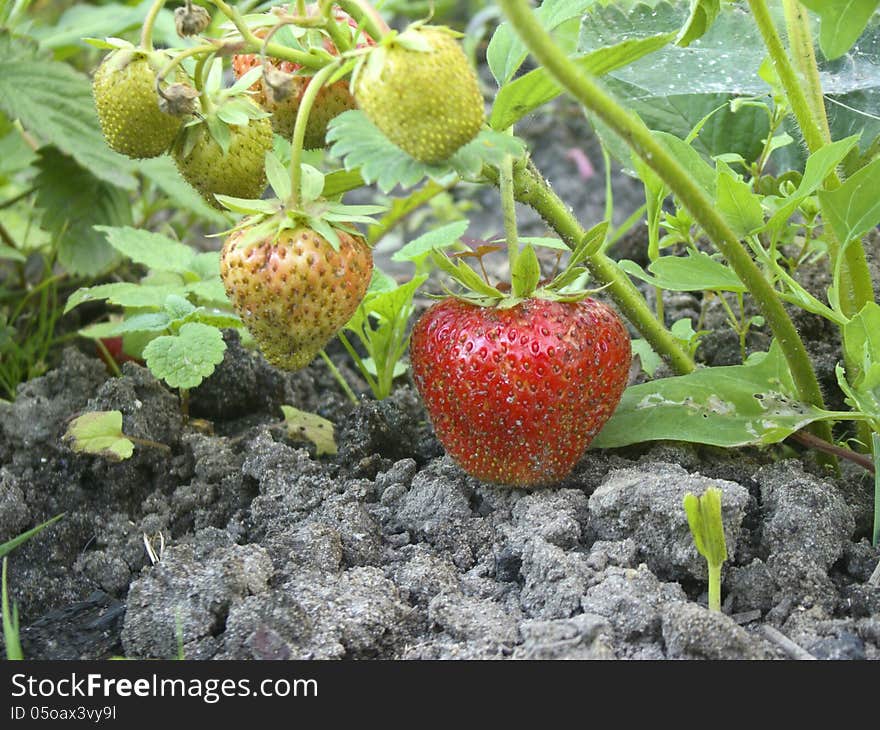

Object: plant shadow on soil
[2,102,879,661]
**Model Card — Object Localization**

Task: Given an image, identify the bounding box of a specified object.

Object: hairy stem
[749,0,874,320]
[140,0,166,50]
[500,152,519,277]
[485,162,696,376]
[789,430,875,474]
[289,63,338,207]
[497,0,834,452]
[781,0,831,142]
[157,43,216,83]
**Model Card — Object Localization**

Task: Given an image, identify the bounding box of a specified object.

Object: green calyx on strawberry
[409,222,631,488]
[217,154,386,371]
[91,39,191,159]
[231,5,373,149]
[353,23,484,164]
[172,62,273,207]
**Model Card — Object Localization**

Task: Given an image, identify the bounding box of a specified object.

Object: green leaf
[344,273,428,399]
[592,342,838,449]
[654,131,716,195]
[0,514,64,561]
[818,157,880,244]
[715,161,764,238]
[322,168,366,198]
[95,226,197,275]
[0,244,25,263]
[843,302,880,388]
[65,283,183,314]
[0,31,136,189]
[432,252,505,299]
[64,411,134,460]
[800,0,880,60]
[186,278,233,308]
[676,0,721,47]
[631,339,663,377]
[280,405,338,456]
[30,0,155,53]
[164,294,196,320]
[34,147,130,277]
[489,32,675,130]
[511,244,541,298]
[300,163,325,203]
[487,0,600,84]
[264,152,292,201]
[765,135,860,231]
[105,311,172,335]
[391,220,469,262]
[136,157,228,225]
[518,236,569,251]
[683,487,728,567]
[142,322,226,389]
[619,251,745,292]
[327,111,525,193]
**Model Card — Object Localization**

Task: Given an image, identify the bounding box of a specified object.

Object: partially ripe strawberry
[354,25,484,163]
[93,51,185,159]
[410,297,631,487]
[173,117,273,207]
[220,226,373,370]
[231,6,372,148]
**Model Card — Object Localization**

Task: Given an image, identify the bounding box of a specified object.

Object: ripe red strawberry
[410,297,631,487]
[231,6,373,148]
[220,225,373,370]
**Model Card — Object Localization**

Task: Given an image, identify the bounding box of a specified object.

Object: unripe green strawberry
[93,51,184,159]
[220,226,373,370]
[354,26,484,163]
[173,117,273,207]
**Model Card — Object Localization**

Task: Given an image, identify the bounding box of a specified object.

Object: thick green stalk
[289,63,338,207]
[749,0,874,320]
[747,0,826,153]
[498,162,696,376]
[499,152,520,277]
[781,0,831,142]
[497,0,832,445]
[140,0,166,50]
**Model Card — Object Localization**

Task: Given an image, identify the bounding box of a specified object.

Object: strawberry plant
[1,0,880,498]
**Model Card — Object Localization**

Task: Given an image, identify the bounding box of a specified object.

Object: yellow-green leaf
[281,405,338,456]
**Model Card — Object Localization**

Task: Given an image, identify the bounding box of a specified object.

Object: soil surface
[1,331,878,661]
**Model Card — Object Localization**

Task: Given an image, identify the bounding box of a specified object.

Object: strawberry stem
[156,43,216,84]
[330,0,389,41]
[140,0,167,51]
[205,0,322,68]
[289,62,339,208]
[499,147,520,285]
[193,52,215,113]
